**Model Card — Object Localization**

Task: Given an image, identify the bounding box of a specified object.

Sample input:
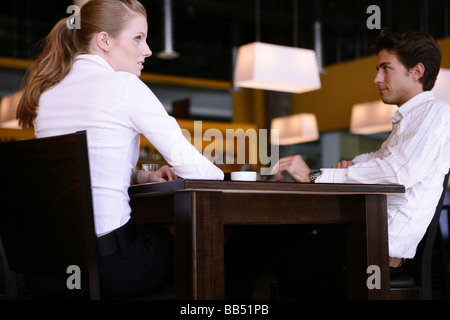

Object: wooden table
[129,179,405,300]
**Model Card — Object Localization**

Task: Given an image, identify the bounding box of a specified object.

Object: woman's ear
[96,31,112,52]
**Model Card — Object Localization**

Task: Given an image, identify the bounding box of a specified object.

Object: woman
[16,0,223,298]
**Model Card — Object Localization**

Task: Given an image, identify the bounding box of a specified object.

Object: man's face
[374,49,420,106]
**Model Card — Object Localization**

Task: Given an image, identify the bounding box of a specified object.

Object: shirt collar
[74,54,115,71]
[391,91,435,124]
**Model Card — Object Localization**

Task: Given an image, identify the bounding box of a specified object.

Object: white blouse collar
[75,54,115,71]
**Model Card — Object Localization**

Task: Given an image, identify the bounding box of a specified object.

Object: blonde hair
[16,0,147,129]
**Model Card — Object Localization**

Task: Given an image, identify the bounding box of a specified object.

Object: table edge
[128,179,405,197]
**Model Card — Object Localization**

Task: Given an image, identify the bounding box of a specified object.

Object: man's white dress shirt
[316,91,450,258]
[35,54,224,235]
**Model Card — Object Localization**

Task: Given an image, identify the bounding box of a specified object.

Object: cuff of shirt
[315,168,347,183]
[132,170,142,185]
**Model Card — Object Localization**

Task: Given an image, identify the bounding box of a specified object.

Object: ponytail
[17,18,76,128]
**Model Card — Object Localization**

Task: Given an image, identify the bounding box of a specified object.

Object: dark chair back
[0,131,100,299]
[417,169,450,299]
[390,169,450,300]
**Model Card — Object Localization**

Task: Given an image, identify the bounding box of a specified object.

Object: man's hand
[271,155,311,182]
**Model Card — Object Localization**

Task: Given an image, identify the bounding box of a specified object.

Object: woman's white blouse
[35,54,224,235]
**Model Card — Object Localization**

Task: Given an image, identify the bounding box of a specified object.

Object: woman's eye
[134,36,142,41]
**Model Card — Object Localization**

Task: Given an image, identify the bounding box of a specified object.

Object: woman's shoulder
[108,70,148,87]
[94,70,152,99]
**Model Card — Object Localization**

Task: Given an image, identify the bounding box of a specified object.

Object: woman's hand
[147,165,179,182]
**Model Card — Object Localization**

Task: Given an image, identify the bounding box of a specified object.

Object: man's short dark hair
[372,28,442,91]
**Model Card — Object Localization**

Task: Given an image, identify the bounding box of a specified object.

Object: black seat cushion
[390,273,416,288]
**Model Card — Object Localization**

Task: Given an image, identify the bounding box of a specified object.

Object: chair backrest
[0,131,100,299]
[417,168,450,299]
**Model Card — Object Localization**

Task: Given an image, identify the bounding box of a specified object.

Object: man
[273,28,450,269]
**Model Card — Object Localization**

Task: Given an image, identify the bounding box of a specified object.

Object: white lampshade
[432,68,450,103]
[234,42,322,94]
[350,100,397,135]
[270,113,319,145]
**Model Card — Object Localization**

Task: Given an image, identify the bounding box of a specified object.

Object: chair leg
[436,226,449,299]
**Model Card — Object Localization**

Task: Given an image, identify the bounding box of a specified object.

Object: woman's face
[106,14,152,76]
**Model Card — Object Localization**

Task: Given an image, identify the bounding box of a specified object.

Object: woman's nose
[144,43,152,57]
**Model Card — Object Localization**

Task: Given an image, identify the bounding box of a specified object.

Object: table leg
[345,194,390,299]
[193,191,224,299]
[174,191,224,299]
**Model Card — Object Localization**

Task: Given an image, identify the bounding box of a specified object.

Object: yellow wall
[292,55,379,132]
[440,37,450,67]
[233,36,450,133]
[232,88,266,130]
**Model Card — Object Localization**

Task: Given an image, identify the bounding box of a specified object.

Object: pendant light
[350,100,397,135]
[234,0,321,94]
[270,113,319,145]
[157,0,179,59]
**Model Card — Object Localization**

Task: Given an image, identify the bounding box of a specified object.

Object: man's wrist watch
[309,169,322,183]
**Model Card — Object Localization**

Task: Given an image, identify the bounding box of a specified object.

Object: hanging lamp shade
[234,42,321,94]
[432,68,450,103]
[270,113,319,145]
[350,100,397,135]
[157,0,179,59]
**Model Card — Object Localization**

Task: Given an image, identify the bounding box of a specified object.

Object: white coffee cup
[230,171,257,181]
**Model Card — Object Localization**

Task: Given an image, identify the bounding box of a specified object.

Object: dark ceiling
[1,0,449,82]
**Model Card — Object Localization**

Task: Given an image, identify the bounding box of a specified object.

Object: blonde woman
[17,0,223,298]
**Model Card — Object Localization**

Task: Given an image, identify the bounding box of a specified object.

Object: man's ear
[96,31,112,52]
[411,62,425,82]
